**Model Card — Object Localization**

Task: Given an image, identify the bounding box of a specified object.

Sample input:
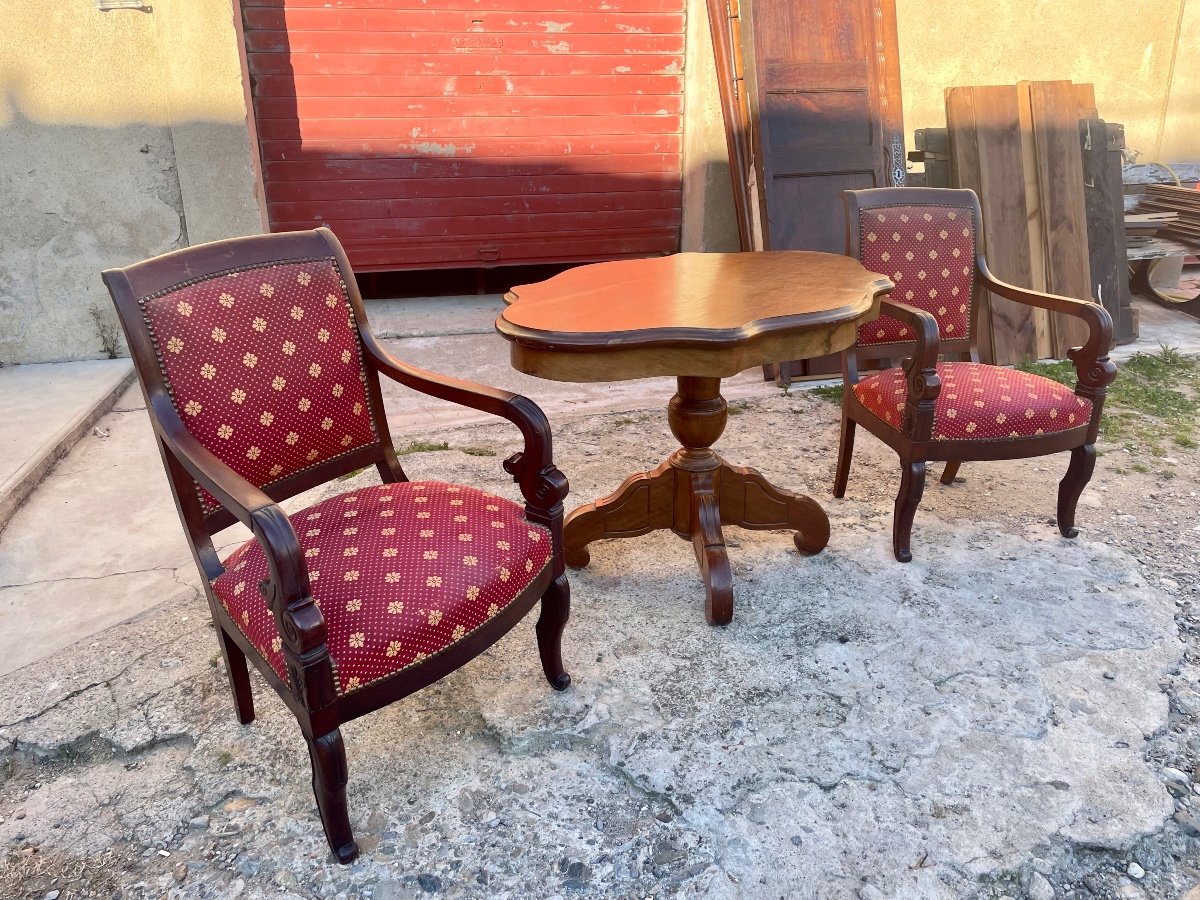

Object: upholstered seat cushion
[212,481,552,695]
[852,361,1092,440]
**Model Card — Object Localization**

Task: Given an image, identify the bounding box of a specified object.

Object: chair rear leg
[217,626,255,725]
[1057,444,1096,538]
[893,461,926,563]
[833,416,856,498]
[939,460,961,486]
[305,729,359,864]
[536,574,572,691]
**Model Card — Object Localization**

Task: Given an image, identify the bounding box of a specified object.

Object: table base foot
[717,462,831,555]
[564,460,674,569]
[688,470,734,625]
[564,453,829,624]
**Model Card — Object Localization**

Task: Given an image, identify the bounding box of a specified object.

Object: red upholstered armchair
[102,228,571,863]
[834,188,1117,561]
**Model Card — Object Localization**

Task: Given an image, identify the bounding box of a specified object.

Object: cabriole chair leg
[305,729,358,864]
[1057,444,1096,539]
[536,574,572,691]
[833,416,856,498]
[893,460,926,563]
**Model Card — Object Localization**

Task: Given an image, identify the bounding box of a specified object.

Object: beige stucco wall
[681,0,740,252]
[1160,0,1200,162]
[895,0,1199,164]
[0,0,260,365]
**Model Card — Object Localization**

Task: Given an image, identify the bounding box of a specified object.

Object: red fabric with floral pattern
[212,481,552,695]
[857,204,977,347]
[140,259,377,513]
[853,362,1092,440]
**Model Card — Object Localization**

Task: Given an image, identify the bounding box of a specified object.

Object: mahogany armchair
[834,188,1117,561]
[102,228,571,863]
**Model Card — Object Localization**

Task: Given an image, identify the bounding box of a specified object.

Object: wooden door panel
[742,0,904,253]
[757,1,867,61]
[764,61,870,87]
[768,172,876,253]
[764,91,873,151]
[708,0,904,378]
[768,147,880,174]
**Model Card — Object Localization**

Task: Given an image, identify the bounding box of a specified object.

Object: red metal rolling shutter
[241,0,685,271]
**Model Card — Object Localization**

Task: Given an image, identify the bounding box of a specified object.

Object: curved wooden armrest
[877,298,942,439]
[977,257,1117,392]
[880,297,940,378]
[361,334,569,517]
[149,392,327,660]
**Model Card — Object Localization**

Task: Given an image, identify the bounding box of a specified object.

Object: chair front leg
[1057,444,1096,538]
[536,573,572,691]
[833,415,856,498]
[305,728,358,864]
[893,460,926,563]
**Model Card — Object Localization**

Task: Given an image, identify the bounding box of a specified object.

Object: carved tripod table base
[564,376,830,625]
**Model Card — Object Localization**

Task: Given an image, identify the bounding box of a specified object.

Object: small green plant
[396,440,450,455]
[809,384,845,404]
[461,446,497,457]
[612,416,639,427]
[1020,344,1200,457]
[337,466,368,481]
[88,304,121,359]
[727,401,749,416]
[216,751,234,768]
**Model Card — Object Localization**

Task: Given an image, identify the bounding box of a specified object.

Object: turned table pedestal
[497,251,892,625]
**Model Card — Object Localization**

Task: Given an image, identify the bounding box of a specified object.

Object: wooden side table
[498,252,892,624]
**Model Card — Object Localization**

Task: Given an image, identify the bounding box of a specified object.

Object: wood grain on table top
[499,251,893,348]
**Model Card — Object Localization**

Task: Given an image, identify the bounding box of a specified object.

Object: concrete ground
[1,293,1200,898]
[0,359,132,531]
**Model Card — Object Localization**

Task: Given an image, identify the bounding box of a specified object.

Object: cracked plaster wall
[0,0,261,365]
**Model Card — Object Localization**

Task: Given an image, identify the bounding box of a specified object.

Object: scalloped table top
[497,251,893,382]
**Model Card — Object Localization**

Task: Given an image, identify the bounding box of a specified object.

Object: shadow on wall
[0,104,190,365]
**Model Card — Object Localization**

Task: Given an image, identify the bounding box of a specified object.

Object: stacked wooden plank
[1125,212,1178,236]
[945,81,1099,363]
[1140,185,1200,243]
[1124,212,1178,254]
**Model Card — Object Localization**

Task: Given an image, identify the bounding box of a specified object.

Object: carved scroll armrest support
[364,337,569,521]
[878,298,941,440]
[977,257,1117,400]
[150,392,333,711]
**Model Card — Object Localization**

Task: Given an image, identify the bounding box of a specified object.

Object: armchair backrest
[103,228,392,533]
[844,187,983,359]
